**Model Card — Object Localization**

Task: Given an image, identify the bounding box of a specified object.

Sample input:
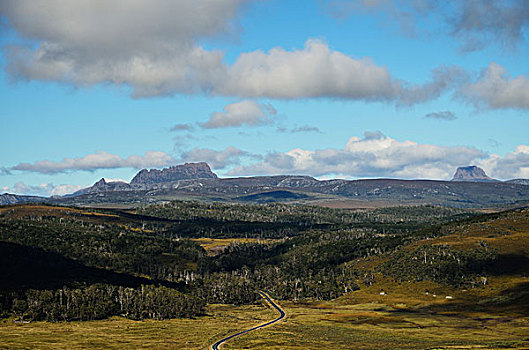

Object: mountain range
[2,163,529,208]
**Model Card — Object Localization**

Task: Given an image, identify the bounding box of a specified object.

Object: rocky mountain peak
[130,162,218,185]
[93,178,107,187]
[451,166,496,182]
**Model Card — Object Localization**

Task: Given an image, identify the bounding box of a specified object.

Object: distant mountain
[236,190,310,203]
[0,193,47,205]
[56,174,529,209]
[69,178,131,197]
[5,163,529,208]
[130,162,217,185]
[451,166,497,182]
[69,163,217,197]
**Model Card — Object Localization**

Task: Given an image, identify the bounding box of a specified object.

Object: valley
[1,197,528,349]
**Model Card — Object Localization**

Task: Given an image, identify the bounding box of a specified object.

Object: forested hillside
[1,202,528,323]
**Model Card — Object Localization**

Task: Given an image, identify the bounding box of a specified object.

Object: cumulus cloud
[460,62,529,110]
[0,2,466,104]
[228,131,488,179]
[221,39,400,100]
[424,111,457,120]
[11,151,174,174]
[479,145,529,179]
[179,146,252,169]
[220,40,462,104]
[325,0,529,51]
[2,182,83,196]
[200,100,276,129]
[0,0,244,97]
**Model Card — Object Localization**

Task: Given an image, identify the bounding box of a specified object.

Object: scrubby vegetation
[381,244,497,286]
[1,202,528,326]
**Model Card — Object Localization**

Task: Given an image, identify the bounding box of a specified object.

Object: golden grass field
[0,304,274,350]
[191,238,280,256]
[2,280,529,350]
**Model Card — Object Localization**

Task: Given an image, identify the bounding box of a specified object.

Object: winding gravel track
[211,291,286,350]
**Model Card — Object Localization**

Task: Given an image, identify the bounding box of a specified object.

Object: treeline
[138,201,472,226]
[191,265,360,304]
[136,201,475,239]
[2,284,204,321]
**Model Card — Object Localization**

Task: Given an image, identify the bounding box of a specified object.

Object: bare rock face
[130,162,218,185]
[451,166,497,182]
[89,178,130,192]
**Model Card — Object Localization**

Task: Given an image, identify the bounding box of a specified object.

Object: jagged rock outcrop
[90,178,130,192]
[69,178,130,197]
[451,166,497,182]
[130,162,217,185]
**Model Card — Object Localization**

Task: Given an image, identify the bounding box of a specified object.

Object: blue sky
[1,0,528,196]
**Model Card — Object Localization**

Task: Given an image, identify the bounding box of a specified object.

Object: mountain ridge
[2,163,529,207]
[130,162,217,185]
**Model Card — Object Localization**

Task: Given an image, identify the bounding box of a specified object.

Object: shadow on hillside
[490,254,529,276]
[0,241,181,291]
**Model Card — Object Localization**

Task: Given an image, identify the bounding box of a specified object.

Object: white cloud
[460,62,529,110]
[2,182,83,196]
[0,0,244,97]
[11,151,174,174]
[479,145,529,179]
[50,184,84,196]
[2,1,528,110]
[220,39,399,100]
[0,2,465,104]
[0,1,245,55]
[200,100,276,129]
[228,131,488,179]
[179,146,252,170]
[217,40,461,104]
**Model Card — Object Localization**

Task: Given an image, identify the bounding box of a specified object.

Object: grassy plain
[2,284,529,350]
[227,278,529,350]
[0,304,274,350]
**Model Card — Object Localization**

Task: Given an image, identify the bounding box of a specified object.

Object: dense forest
[1,201,521,322]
